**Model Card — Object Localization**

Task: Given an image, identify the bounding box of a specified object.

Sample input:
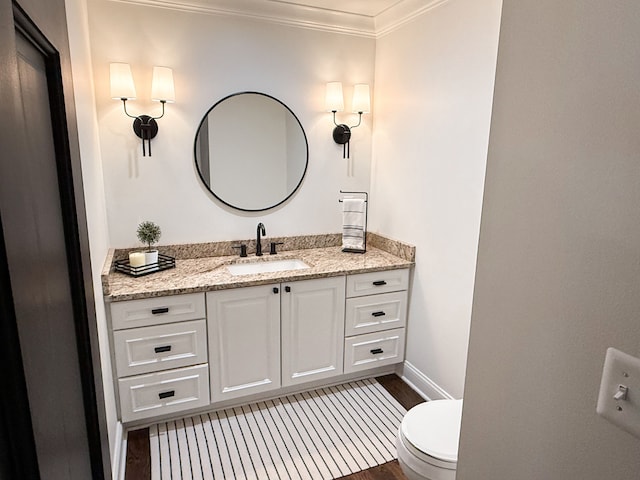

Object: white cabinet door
[111,293,206,330]
[281,276,346,387]
[346,269,409,298]
[207,285,281,402]
[344,328,405,374]
[118,364,210,423]
[345,291,407,337]
[113,319,208,377]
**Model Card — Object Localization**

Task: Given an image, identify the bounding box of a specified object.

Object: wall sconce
[326,82,370,158]
[110,63,175,156]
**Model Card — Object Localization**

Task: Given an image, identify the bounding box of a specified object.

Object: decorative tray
[114,253,176,277]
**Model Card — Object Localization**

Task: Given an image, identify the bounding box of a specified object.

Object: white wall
[87,0,375,248]
[370,0,502,398]
[64,0,119,474]
[458,1,640,478]
[79,0,503,460]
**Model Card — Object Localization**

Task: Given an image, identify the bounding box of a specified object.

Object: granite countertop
[103,235,414,302]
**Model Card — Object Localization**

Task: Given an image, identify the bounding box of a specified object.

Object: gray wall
[458,1,640,478]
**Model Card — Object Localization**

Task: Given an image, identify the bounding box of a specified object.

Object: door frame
[0,2,109,478]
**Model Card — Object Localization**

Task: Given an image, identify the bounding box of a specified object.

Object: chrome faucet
[256,222,266,256]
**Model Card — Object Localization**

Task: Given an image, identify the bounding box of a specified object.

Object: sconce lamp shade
[352,84,370,114]
[326,82,344,112]
[151,66,175,103]
[111,62,175,157]
[327,82,371,159]
[110,63,136,100]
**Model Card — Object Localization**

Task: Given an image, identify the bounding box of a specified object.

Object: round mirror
[194,92,309,211]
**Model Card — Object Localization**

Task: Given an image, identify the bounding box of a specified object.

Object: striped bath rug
[149,378,407,479]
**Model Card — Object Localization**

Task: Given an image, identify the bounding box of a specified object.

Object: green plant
[136,221,161,251]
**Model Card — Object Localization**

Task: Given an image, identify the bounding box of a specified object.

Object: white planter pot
[145,250,159,270]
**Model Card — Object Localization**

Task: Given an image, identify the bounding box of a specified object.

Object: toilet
[396,399,463,480]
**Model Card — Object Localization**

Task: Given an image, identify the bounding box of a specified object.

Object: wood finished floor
[124,374,425,480]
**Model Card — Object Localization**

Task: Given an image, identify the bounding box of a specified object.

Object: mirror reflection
[194,92,308,211]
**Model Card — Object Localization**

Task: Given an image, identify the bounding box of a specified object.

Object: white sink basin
[227,258,310,276]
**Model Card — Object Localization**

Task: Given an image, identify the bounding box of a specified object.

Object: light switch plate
[596,347,640,439]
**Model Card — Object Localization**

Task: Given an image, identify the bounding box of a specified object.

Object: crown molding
[108,0,377,37]
[107,0,450,38]
[375,0,451,37]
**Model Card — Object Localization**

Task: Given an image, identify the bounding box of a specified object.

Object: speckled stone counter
[102,234,415,302]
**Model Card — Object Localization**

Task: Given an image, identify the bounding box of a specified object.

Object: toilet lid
[401,399,463,463]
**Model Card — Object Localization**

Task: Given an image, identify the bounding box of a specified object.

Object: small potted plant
[136,220,162,267]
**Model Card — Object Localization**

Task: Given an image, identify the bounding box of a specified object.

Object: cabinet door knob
[370,348,384,355]
[273,287,279,294]
[372,280,387,286]
[151,307,170,315]
[285,286,291,293]
[158,390,175,400]
[371,311,386,317]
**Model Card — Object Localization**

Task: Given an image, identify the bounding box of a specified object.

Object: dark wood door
[0,2,108,479]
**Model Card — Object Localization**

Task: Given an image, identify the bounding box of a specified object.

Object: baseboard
[112,421,126,480]
[397,361,454,401]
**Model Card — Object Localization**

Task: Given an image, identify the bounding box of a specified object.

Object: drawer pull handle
[154,345,172,353]
[372,280,387,286]
[370,348,384,355]
[151,307,169,315]
[372,311,386,317]
[158,390,175,400]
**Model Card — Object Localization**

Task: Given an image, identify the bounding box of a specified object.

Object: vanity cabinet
[344,269,409,373]
[207,276,346,401]
[108,265,409,423]
[110,293,210,422]
[281,276,345,387]
[206,284,281,402]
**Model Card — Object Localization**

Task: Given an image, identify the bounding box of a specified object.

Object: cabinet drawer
[114,319,207,377]
[345,291,407,336]
[111,293,205,330]
[118,364,209,423]
[344,328,405,374]
[346,269,409,298]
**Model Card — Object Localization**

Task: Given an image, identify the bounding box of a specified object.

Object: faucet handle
[233,244,248,257]
[269,242,284,255]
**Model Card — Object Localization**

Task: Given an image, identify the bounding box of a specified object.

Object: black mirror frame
[193,91,309,212]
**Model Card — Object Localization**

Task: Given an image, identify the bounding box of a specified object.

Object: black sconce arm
[121,98,166,120]
[350,111,363,129]
[331,110,362,129]
[119,99,167,157]
[331,110,339,127]
[120,98,138,119]
[331,110,364,159]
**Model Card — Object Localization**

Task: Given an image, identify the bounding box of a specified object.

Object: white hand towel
[342,198,366,252]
